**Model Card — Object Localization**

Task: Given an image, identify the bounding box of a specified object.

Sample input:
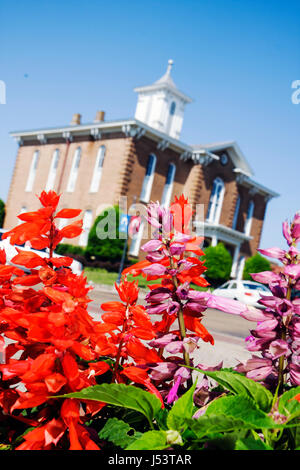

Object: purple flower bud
[149,362,178,381]
[145,287,172,303]
[142,263,166,276]
[183,337,198,353]
[146,252,166,262]
[166,376,181,404]
[169,242,186,256]
[284,264,300,281]
[251,271,281,285]
[148,333,178,348]
[165,340,184,354]
[207,295,249,316]
[258,247,286,261]
[141,239,163,252]
[240,306,273,322]
[289,363,300,386]
[146,303,170,315]
[246,366,274,381]
[246,337,271,351]
[176,282,190,300]
[282,220,293,246]
[269,339,291,359]
[173,232,192,243]
[183,301,207,315]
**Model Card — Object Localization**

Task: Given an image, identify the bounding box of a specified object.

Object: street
[88,284,255,368]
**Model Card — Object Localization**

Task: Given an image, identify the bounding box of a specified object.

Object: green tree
[85,205,126,264]
[202,243,232,287]
[0,199,5,228]
[243,253,271,281]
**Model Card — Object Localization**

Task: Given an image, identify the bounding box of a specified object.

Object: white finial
[166,59,173,75]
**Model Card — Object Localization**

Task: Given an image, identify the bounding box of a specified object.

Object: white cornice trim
[234,168,279,199]
[194,221,253,245]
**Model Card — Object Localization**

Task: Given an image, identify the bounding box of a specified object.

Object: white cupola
[134,60,192,140]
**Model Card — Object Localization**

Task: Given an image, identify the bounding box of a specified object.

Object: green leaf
[167,381,198,432]
[98,418,142,449]
[56,383,161,426]
[205,395,277,429]
[235,436,272,450]
[187,413,246,439]
[278,387,300,420]
[192,368,273,412]
[125,431,169,450]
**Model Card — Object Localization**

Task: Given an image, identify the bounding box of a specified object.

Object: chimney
[70,113,81,125]
[94,110,105,122]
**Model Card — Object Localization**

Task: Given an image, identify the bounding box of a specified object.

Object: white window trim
[161,163,176,208]
[25,150,39,192]
[140,154,157,203]
[89,145,106,193]
[45,149,60,192]
[232,194,241,230]
[206,177,225,224]
[67,147,81,193]
[244,200,254,236]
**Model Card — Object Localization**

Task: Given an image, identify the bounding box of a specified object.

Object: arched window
[232,194,241,230]
[161,163,176,208]
[140,154,157,203]
[90,145,106,193]
[46,149,60,191]
[170,101,176,115]
[206,177,225,224]
[25,150,39,192]
[79,209,93,246]
[67,147,81,192]
[244,200,254,236]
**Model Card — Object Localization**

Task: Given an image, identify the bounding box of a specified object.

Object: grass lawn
[84,267,210,291]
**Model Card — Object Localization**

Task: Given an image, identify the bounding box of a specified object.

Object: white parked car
[213,280,273,308]
[0,229,83,276]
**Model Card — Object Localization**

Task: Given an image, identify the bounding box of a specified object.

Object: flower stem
[277,285,292,394]
[168,250,192,386]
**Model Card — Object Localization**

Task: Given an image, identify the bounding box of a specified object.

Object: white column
[230,244,240,278]
[211,235,218,246]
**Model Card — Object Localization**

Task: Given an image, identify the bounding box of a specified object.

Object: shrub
[85,205,126,263]
[243,252,271,281]
[55,243,85,257]
[202,243,232,287]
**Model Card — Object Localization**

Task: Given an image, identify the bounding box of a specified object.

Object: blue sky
[0,0,299,250]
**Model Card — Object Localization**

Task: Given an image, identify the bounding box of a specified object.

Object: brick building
[5,60,278,279]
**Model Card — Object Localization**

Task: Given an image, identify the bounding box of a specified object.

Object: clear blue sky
[0,0,299,251]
